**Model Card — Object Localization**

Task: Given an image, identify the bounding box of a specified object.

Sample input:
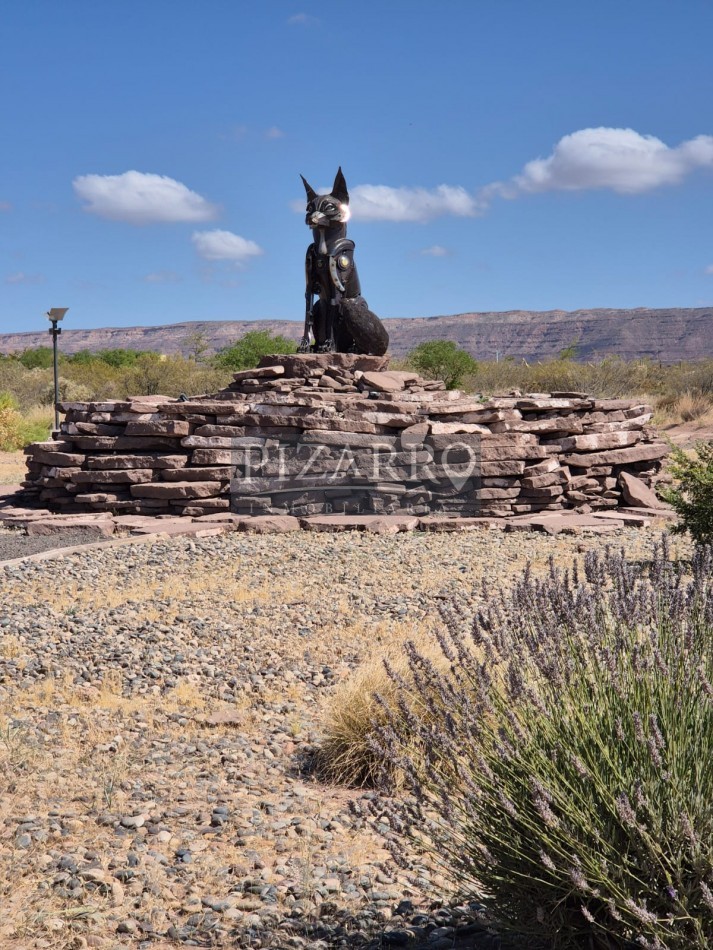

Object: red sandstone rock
[33,449,85,466]
[563,442,668,468]
[418,516,505,532]
[260,353,389,377]
[617,505,677,520]
[191,449,234,465]
[480,444,550,462]
[26,519,115,538]
[160,466,233,481]
[523,457,559,475]
[24,440,74,454]
[556,431,641,452]
[125,419,191,436]
[478,487,521,500]
[511,417,584,434]
[521,472,563,489]
[235,515,301,533]
[87,454,189,470]
[130,482,225,499]
[360,371,410,392]
[481,460,526,476]
[232,365,285,381]
[300,514,419,533]
[505,513,620,535]
[71,469,154,484]
[429,422,489,435]
[618,471,667,509]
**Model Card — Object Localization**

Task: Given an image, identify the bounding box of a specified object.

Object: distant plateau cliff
[0,308,711,362]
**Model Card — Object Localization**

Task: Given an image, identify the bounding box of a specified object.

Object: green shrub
[0,392,23,449]
[213,330,297,370]
[659,442,713,543]
[0,395,53,448]
[404,340,478,389]
[93,348,153,368]
[17,346,54,370]
[370,541,713,949]
[16,405,52,444]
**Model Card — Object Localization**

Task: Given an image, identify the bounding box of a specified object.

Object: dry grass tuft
[317,621,446,788]
[655,390,713,427]
[0,450,27,485]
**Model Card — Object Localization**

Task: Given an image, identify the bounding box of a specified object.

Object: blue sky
[1,0,713,335]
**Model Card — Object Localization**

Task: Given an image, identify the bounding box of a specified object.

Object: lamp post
[45,308,68,432]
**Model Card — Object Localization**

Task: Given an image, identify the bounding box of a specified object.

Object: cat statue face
[300,167,351,231]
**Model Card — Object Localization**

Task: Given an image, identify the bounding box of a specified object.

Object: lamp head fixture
[46,308,69,323]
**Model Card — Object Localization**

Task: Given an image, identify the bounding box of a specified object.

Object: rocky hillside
[1,307,711,362]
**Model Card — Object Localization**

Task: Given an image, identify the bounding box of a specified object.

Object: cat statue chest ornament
[299,167,389,355]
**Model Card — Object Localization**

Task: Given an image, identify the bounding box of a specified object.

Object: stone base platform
[20,353,671,520]
[0,498,678,553]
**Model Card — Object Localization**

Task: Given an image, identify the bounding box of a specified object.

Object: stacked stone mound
[22,353,668,518]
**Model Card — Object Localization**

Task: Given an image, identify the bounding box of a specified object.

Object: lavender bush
[372,540,713,949]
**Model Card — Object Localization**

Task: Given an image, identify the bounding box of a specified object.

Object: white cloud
[265,126,285,140]
[486,128,713,199]
[73,171,219,224]
[192,229,263,265]
[420,245,449,257]
[5,271,45,285]
[143,270,181,284]
[0,201,12,212]
[349,184,482,222]
[705,264,713,275]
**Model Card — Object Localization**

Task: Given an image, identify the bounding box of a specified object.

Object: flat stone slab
[258,353,389,377]
[592,511,652,526]
[0,507,51,521]
[505,513,623,535]
[130,522,228,538]
[232,364,285,381]
[192,513,246,524]
[300,514,420,534]
[617,505,678,520]
[0,498,679,559]
[418,516,506,532]
[130,482,224,499]
[235,516,301,534]
[26,519,116,538]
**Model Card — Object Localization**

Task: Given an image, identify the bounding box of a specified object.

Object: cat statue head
[300,167,351,232]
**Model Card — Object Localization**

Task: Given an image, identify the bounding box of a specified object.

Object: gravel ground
[0,525,690,949]
[0,526,115,562]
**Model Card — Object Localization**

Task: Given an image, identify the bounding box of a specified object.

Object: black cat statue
[299,168,389,355]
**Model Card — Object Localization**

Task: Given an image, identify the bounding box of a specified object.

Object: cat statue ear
[300,174,317,202]
[331,167,349,205]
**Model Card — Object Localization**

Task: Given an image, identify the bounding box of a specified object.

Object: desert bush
[370,541,713,949]
[465,355,664,399]
[119,354,230,398]
[16,346,54,370]
[0,362,53,410]
[405,340,478,390]
[659,442,713,543]
[0,393,23,449]
[0,347,232,404]
[213,330,297,370]
[16,405,52,444]
[0,395,52,448]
